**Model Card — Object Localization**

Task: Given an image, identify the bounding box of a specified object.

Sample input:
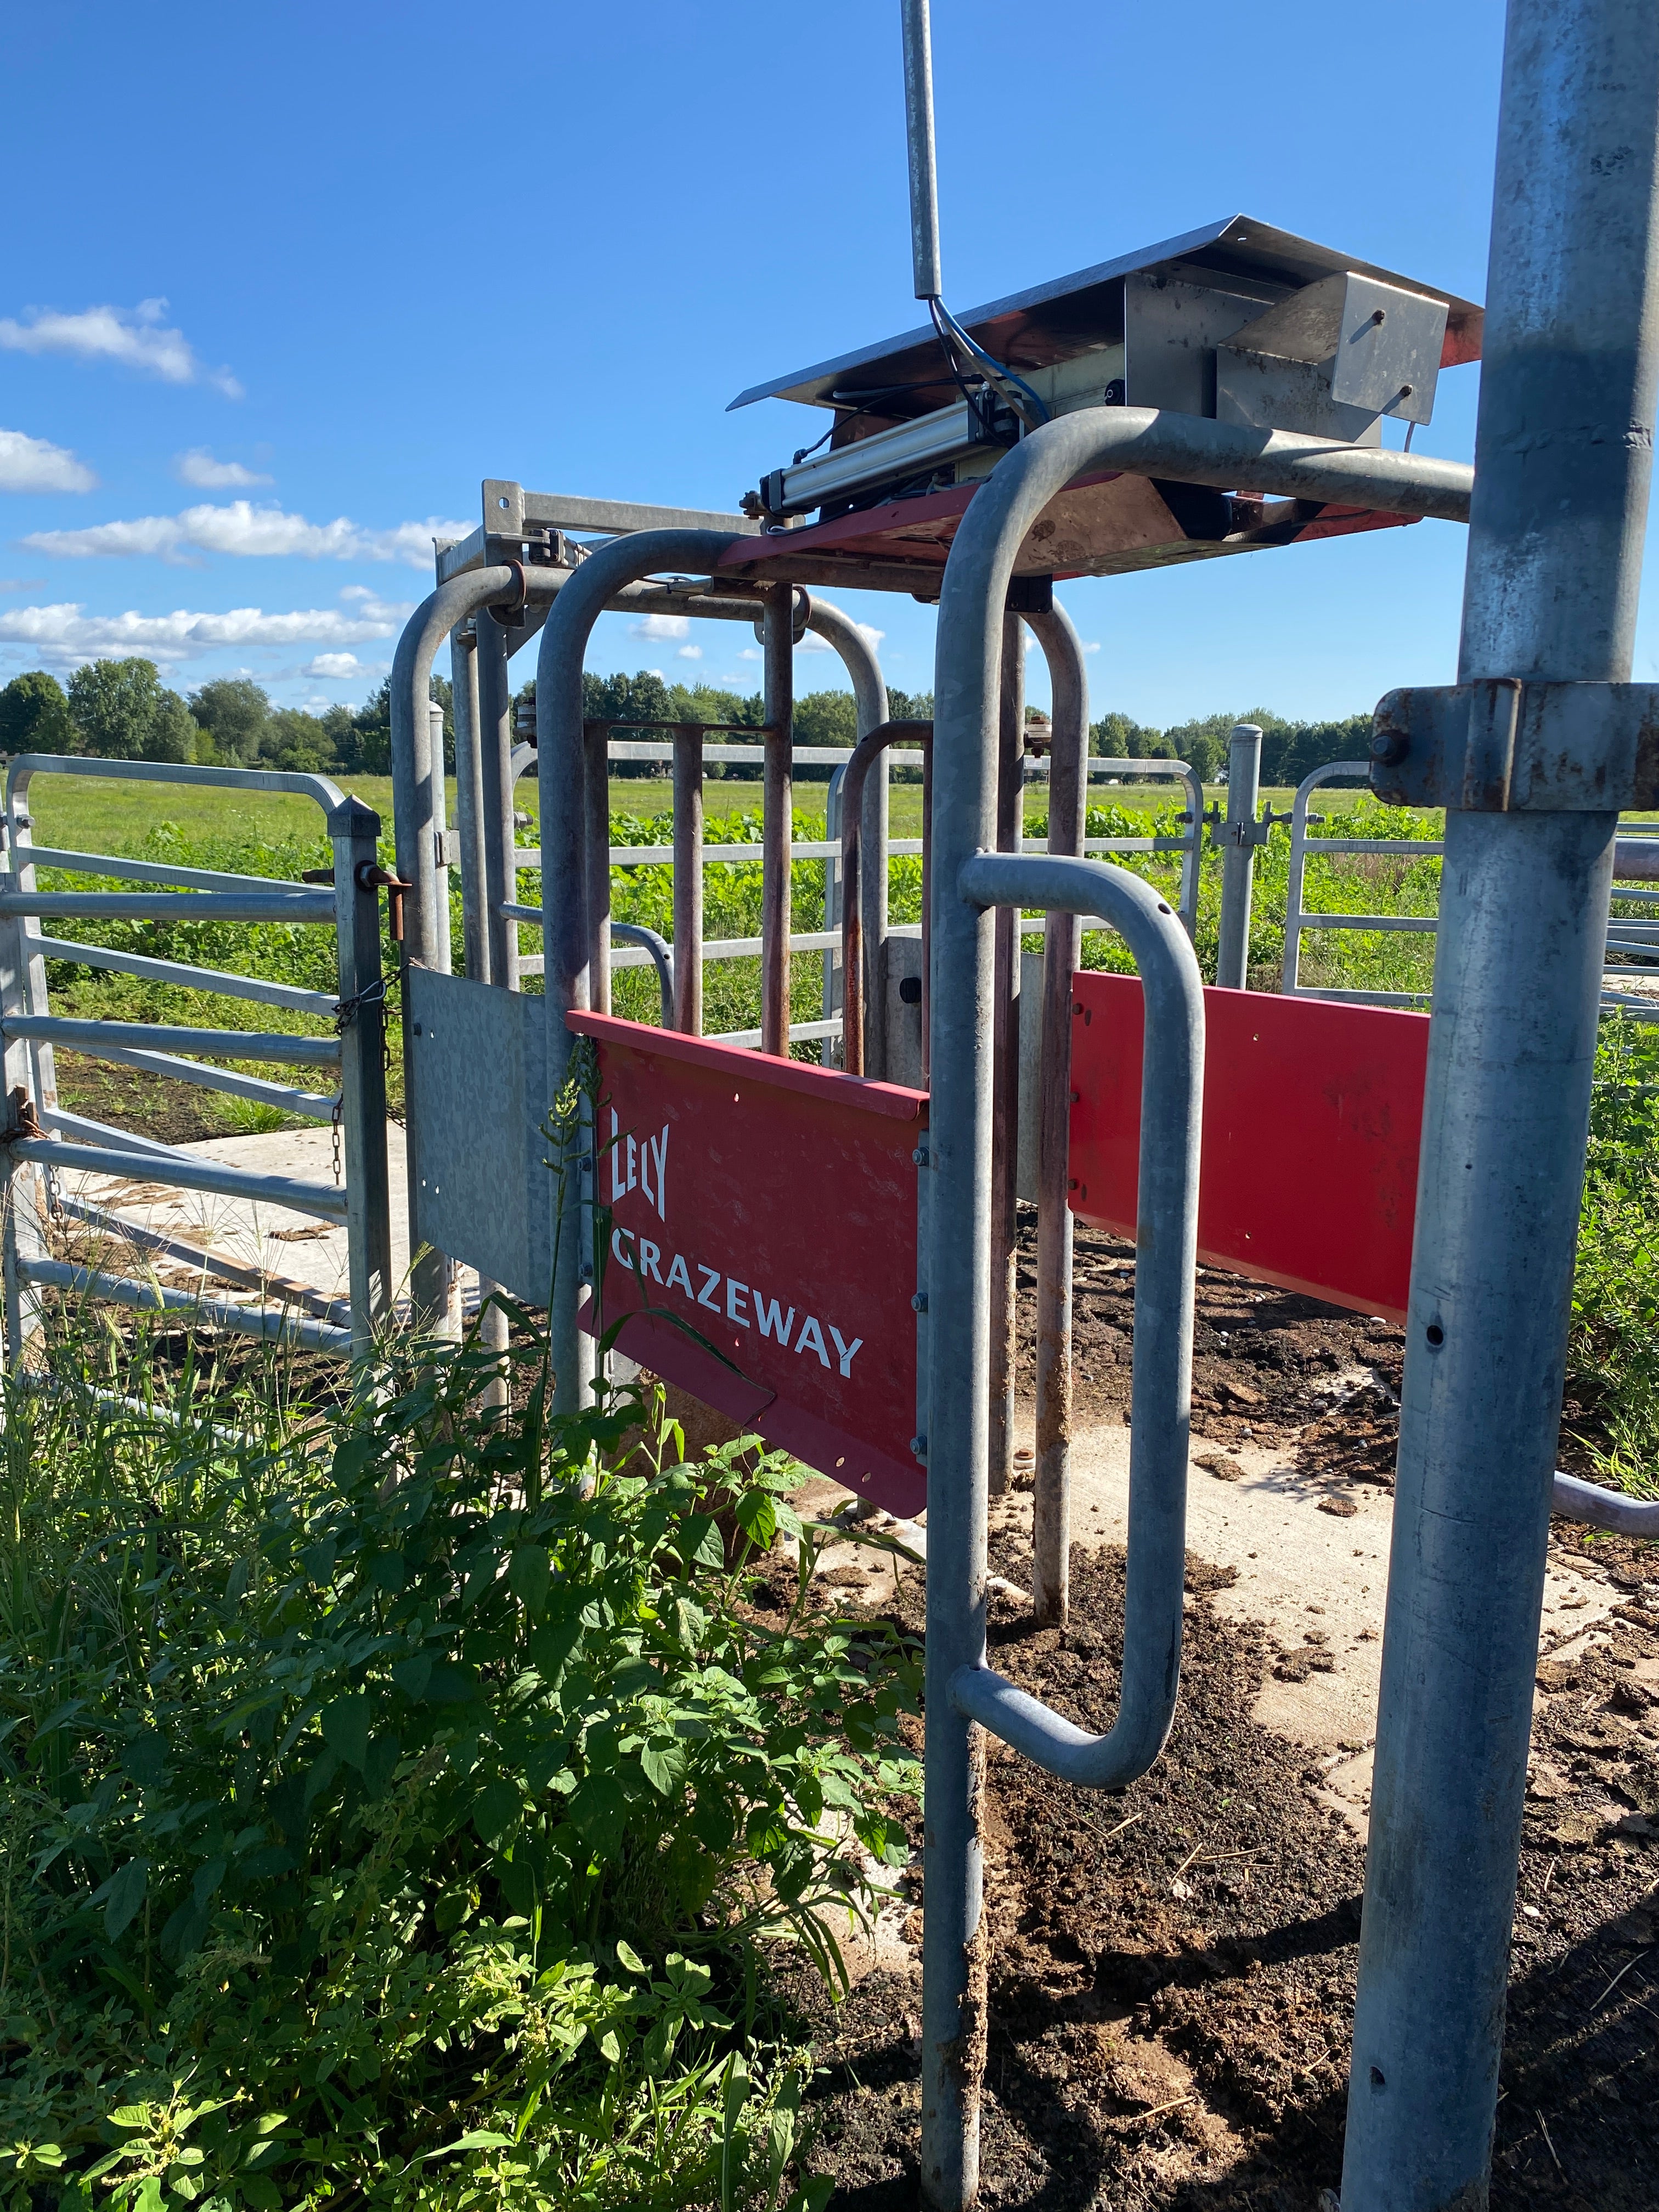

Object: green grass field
[15,763,1659,1498]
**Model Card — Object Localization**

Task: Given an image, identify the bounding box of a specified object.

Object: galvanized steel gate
[0,754,396,1369]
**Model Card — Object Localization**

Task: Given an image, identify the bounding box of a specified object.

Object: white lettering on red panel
[606,1103,863,1379]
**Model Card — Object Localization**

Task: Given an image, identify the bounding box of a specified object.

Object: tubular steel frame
[0,754,394,1361]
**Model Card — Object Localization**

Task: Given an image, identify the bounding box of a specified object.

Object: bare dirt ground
[761,1213,1659,2211]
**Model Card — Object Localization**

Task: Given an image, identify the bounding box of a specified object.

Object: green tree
[264,707,336,774]
[0,669,76,754]
[144,688,200,763]
[66,656,170,759]
[188,675,270,763]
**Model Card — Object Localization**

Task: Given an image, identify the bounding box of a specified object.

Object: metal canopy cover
[729,214,1482,419]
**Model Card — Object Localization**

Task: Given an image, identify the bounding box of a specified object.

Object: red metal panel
[568,1012,928,1515]
[1067,974,1429,1321]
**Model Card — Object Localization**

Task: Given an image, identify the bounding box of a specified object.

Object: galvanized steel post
[761,584,795,1056]
[534,529,748,1413]
[451,622,488,982]
[328,795,394,1357]
[1341,4,1659,2207]
[1024,606,1088,1626]
[672,726,704,1035]
[476,613,520,993]
[1215,721,1263,990]
[804,596,892,1073]
[988,614,1024,1497]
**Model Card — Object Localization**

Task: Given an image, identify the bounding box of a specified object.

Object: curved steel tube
[611,921,675,1026]
[1552,1467,1659,1536]
[948,850,1202,1779]
[838,720,933,1074]
[534,528,752,1412]
[918,402,1240,2212]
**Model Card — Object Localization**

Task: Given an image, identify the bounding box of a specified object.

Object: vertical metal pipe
[988,613,1023,1497]
[585,723,612,1018]
[329,796,393,1357]
[450,623,488,983]
[1215,721,1262,990]
[673,726,704,1035]
[921,738,933,1086]
[1025,608,1088,1627]
[761,584,794,1056]
[900,0,944,298]
[536,529,746,1414]
[476,615,518,993]
[804,575,893,1078]
[1341,5,1659,2206]
[825,763,845,1058]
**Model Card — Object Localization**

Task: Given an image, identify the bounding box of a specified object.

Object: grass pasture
[14,764,1659,1497]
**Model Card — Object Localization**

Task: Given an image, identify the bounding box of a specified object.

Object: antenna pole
[900,0,943,299]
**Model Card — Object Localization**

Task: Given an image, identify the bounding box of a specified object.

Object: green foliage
[1569,1014,1659,1495]
[1090,706,1374,789]
[0,1310,918,2209]
[188,679,270,766]
[66,660,197,764]
[0,669,76,754]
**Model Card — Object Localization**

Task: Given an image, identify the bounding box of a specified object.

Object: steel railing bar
[26,934,340,1016]
[707,1016,843,1048]
[16,848,327,896]
[38,1108,191,1159]
[5,751,345,816]
[2,1015,341,1064]
[31,1040,338,1119]
[14,1137,348,1221]
[0,890,335,923]
[19,1256,352,1353]
[1293,912,1442,933]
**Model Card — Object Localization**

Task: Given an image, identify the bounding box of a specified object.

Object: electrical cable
[926,296,1050,429]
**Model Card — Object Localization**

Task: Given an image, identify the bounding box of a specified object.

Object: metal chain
[331,1093,343,1186]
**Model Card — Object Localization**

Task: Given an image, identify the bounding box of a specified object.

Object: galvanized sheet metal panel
[405,967,553,1306]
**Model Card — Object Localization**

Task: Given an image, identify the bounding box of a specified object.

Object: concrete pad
[51,1122,456,1320]
[1025,1418,1627,1761]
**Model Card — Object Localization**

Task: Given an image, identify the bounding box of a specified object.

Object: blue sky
[4,0,1645,727]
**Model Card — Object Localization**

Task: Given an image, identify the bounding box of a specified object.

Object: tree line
[0,656,1373,792]
[0,662,450,777]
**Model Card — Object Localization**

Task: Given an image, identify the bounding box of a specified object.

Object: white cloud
[0,428,97,494]
[20,500,471,570]
[646,667,665,680]
[0,578,44,592]
[677,643,703,661]
[0,591,414,670]
[173,447,272,489]
[799,621,884,655]
[737,646,761,661]
[1083,639,1101,653]
[300,651,382,679]
[628,612,691,642]
[0,298,242,397]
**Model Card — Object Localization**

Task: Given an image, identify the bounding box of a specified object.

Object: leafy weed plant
[0,1301,919,2209]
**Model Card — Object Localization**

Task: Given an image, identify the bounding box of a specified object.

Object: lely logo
[603,1104,864,1382]
[608,1109,668,1223]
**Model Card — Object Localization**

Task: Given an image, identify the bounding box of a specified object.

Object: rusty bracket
[354,862,415,941]
[1370,679,1659,811]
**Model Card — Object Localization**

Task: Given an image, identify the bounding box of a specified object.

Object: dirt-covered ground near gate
[759,1214,1659,2212]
